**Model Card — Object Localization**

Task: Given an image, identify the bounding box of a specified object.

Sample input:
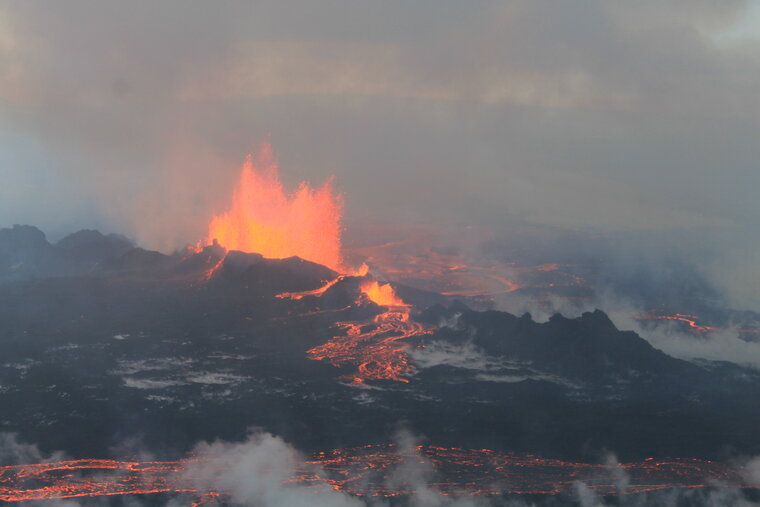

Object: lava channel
[0,446,754,503]
[306,280,433,384]
[636,312,717,334]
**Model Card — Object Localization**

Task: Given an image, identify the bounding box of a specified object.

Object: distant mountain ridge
[0,225,339,288]
[0,225,133,281]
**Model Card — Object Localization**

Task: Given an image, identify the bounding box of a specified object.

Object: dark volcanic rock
[2,226,760,465]
[0,225,57,280]
[210,250,338,294]
[1,225,133,281]
[56,230,133,263]
[0,224,50,253]
[431,307,700,383]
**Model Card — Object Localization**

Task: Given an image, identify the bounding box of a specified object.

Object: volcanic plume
[204,144,344,272]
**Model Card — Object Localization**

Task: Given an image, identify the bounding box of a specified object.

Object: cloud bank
[1,1,759,254]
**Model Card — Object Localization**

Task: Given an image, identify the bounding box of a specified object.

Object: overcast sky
[1,0,759,252]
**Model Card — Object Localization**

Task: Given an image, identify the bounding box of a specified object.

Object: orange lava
[276,265,369,301]
[205,144,343,272]
[636,312,717,334]
[309,445,749,497]
[307,280,431,383]
[277,275,348,300]
[350,236,524,298]
[0,459,196,502]
[204,256,225,281]
[360,280,408,307]
[344,225,588,300]
[0,446,752,503]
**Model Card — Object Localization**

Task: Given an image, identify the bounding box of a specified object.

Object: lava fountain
[359,280,407,307]
[205,144,344,272]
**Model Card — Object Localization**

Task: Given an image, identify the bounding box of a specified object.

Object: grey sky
[1,1,759,252]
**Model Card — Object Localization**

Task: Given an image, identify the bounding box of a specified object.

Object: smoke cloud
[182,431,363,507]
[0,432,66,467]
[1,1,759,258]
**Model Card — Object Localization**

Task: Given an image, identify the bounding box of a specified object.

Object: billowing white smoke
[0,434,76,507]
[490,285,760,371]
[606,305,760,370]
[0,430,502,507]
[180,431,363,507]
[180,429,499,507]
[0,432,66,466]
[381,429,495,507]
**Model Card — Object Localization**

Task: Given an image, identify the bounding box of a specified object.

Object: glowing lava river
[635,311,718,334]
[0,445,752,503]
[305,280,433,384]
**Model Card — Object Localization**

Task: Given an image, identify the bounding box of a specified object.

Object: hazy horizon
[2,1,759,305]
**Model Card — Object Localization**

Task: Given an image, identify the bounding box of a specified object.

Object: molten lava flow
[636,312,717,334]
[307,280,430,383]
[0,447,751,503]
[308,309,426,384]
[0,459,197,502]
[205,144,344,272]
[279,273,427,383]
[276,275,347,300]
[345,225,593,302]
[307,445,749,497]
[350,235,524,299]
[276,265,369,301]
[637,311,760,336]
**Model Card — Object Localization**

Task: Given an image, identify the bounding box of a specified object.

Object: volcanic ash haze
[205,144,344,273]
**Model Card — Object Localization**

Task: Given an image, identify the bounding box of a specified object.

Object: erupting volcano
[201,145,430,384]
[7,4,760,506]
[204,144,344,272]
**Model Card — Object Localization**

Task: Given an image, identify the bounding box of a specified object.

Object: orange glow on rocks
[205,144,344,272]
